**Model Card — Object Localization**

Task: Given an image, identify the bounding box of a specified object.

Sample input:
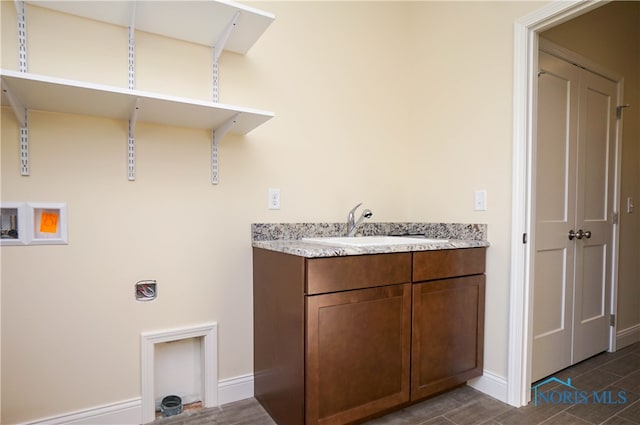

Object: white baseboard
[218,373,254,406]
[22,374,256,425]
[617,324,640,350]
[19,371,512,424]
[467,370,508,403]
[22,398,142,425]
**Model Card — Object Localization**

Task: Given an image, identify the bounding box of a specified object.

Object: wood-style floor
[152,342,640,425]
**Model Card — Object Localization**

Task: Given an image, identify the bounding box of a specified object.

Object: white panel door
[532,51,616,382]
[572,69,616,364]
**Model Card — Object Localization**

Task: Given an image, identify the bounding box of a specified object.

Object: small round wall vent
[160,395,183,417]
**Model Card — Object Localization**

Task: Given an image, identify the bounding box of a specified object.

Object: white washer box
[0,202,67,245]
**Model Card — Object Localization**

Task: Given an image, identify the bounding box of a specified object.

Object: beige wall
[0,1,555,422]
[542,1,640,333]
[406,0,543,375]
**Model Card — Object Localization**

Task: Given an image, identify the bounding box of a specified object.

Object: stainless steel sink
[301,236,449,247]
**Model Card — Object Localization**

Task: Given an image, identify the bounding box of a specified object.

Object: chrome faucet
[347,203,373,237]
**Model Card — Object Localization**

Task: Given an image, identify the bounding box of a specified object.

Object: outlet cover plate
[474,190,487,211]
[268,188,280,210]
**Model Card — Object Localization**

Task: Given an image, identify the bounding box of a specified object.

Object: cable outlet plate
[136,280,157,301]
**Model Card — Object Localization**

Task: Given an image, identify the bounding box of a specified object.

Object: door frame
[508,0,623,407]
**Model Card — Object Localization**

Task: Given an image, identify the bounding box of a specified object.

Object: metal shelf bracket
[2,81,26,127]
[213,11,241,64]
[211,113,240,184]
[212,11,240,104]
[2,81,29,175]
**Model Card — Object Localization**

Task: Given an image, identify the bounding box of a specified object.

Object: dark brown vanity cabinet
[253,246,486,425]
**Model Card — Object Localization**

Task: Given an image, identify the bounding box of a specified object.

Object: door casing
[509,1,623,408]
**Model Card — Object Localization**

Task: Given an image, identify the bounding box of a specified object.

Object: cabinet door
[306,283,411,425]
[411,276,485,401]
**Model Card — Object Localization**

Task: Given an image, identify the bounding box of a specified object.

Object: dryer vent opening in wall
[154,338,202,418]
[141,323,218,423]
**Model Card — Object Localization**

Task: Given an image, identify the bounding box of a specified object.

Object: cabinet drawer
[412,247,486,282]
[306,253,411,295]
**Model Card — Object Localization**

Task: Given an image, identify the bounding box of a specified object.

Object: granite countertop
[251,222,489,258]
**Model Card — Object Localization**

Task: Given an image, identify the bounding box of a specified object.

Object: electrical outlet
[474,190,487,211]
[268,188,281,210]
